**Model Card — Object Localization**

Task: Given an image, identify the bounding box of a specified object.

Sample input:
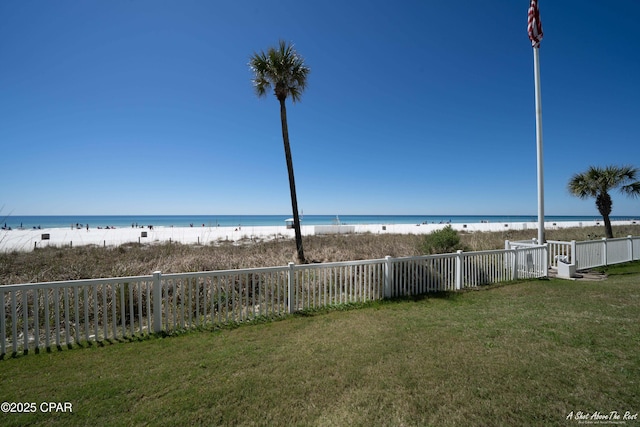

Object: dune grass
[2,224,639,285]
[1,262,638,426]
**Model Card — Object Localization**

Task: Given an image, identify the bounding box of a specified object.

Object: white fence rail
[388,254,457,296]
[0,246,553,356]
[546,241,572,269]
[541,236,639,270]
[0,276,156,356]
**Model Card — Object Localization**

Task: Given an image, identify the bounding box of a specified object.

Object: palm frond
[621,181,640,198]
[568,170,598,199]
[248,40,309,103]
[568,164,640,200]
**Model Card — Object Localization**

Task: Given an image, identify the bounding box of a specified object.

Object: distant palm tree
[249,40,309,263]
[567,165,640,238]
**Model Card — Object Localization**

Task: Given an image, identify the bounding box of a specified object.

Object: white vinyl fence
[545,236,640,270]
[0,245,554,356]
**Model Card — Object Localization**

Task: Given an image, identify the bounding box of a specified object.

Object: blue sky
[1,1,639,216]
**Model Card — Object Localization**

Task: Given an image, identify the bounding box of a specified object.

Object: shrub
[422,225,462,254]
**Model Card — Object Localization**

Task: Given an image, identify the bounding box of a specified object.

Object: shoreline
[1,220,638,252]
[3,214,638,230]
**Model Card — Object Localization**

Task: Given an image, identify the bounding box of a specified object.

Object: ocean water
[1,214,636,230]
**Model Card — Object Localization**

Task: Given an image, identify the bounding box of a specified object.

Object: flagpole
[528,0,545,245]
[533,45,545,244]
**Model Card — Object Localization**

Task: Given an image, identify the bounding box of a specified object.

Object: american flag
[528,0,543,48]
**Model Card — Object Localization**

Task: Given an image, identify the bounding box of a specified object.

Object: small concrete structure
[557,261,577,279]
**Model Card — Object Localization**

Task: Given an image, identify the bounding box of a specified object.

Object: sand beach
[1,219,637,252]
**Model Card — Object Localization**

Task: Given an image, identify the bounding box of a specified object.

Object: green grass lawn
[1,263,639,426]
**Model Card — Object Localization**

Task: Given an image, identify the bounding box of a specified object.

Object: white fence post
[455,250,463,290]
[543,243,549,274]
[384,256,392,298]
[287,262,295,314]
[602,238,608,266]
[152,271,162,333]
[570,240,576,265]
[505,241,516,280]
[628,235,633,262]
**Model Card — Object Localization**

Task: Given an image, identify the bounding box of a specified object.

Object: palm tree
[249,40,309,263]
[567,165,640,238]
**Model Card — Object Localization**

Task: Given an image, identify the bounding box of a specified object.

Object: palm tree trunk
[279,98,305,263]
[596,192,614,238]
[603,215,613,238]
